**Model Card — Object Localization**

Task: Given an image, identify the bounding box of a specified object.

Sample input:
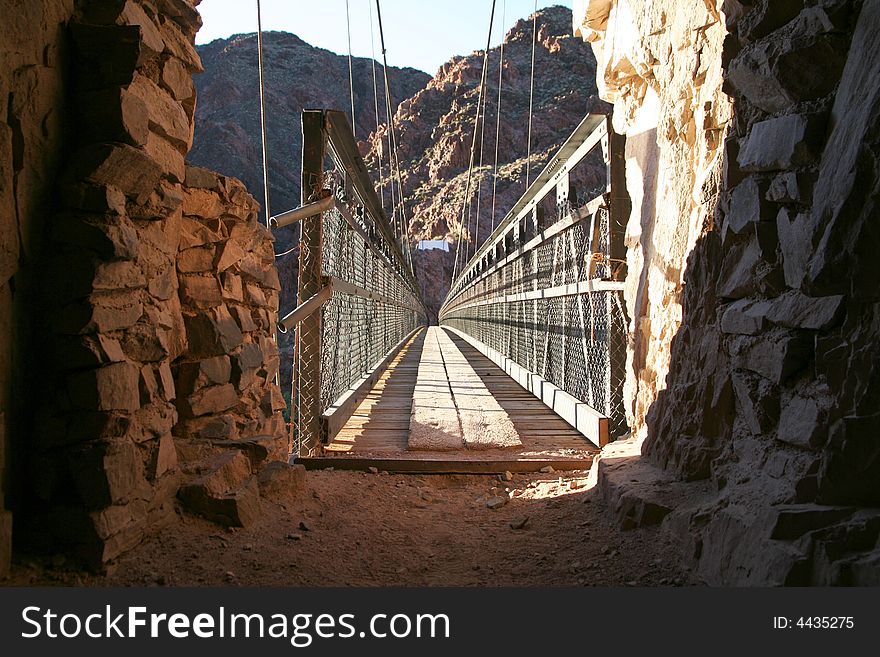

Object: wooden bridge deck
[301,327,597,473]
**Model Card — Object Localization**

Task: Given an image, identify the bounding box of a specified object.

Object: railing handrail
[443,112,609,309]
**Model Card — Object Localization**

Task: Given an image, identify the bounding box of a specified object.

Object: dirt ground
[6,469,698,587]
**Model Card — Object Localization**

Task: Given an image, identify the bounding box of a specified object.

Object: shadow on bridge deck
[308,327,597,474]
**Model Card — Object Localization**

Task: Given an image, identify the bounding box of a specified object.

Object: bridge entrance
[273,108,628,473]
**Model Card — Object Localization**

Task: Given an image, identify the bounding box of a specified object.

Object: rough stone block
[732,371,779,435]
[93,261,146,291]
[766,171,814,204]
[127,74,192,152]
[184,165,221,190]
[231,305,257,332]
[769,505,855,540]
[184,307,244,358]
[67,143,164,203]
[142,130,186,183]
[180,274,222,308]
[257,461,306,502]
[179,217,223,248]
[778,396,826,449]
[70,23,143,89]
[738,113,826,172]
[246,284,268,307]
[765,290,844,331]
[177,247,215,273]
[216,239,246,272]
[720,298,771,335]
[187,383,238,417]
[178,476,260,528]
[70,440,151,508]
[260,386,287,415]
[237,343,263,370]
[717,236,761,299]
[148,267,177,300]
[727,177,772,234]
[69,362,141,412]
[77,86,149,147]
[776,208,813,289]
[734,333,811,384]
[158,361,176,400]
[151,433,178,478]
[182,188,225,218]
[52,214,140,261]
[728,36,846,114]
[121,0,165,56]
[121,322,171,362]
[189,414,239,440]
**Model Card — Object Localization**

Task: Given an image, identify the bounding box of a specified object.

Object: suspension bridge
[270,107,628,473]
[256,2,631,473]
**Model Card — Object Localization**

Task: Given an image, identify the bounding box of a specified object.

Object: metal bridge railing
[279,110,426,457]
[439,113,630,446]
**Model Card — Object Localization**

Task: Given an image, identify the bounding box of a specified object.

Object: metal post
[295,110,328,455]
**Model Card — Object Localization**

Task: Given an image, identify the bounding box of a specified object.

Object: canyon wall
[0,0,81,580]
[366,6,606,321]
[0,0,292,572]
[577,0,880,584]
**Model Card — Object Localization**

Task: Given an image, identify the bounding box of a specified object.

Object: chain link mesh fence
[440,114,629,443]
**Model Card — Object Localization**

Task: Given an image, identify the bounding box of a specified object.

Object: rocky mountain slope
[190,6,605,321]
[190,31,430,219]
[365,5,606,318]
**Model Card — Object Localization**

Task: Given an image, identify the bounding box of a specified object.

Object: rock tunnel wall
[0,0,289,573]
[576,0,880,584]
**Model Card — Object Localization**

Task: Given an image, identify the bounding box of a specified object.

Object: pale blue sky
[196,0,570,74]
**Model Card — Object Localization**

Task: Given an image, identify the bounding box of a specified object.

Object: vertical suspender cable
[525,0,538,188]
[368,1,386,212]
[345,0,356,134]
[256,0,271,226]
[490,0,506,233]
[452,0,497,283]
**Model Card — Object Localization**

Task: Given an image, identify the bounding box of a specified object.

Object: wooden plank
[298,456,594,474]
[322,327,422,438]
[443,327,609,447]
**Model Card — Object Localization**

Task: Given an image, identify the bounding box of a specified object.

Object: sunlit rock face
[576,0,880,585]
[574,0,733,443]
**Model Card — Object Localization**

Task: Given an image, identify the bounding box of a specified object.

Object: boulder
[738,113,826,172]
[720,298,770,335]
[187,383,238,417]
[67,142,164,202]
[732,333,811,384]
[778,396,826,449]
[179,274,222,308]
[764,290,844,331]
[178,476,261,528]
[68,362,141,412]
[257,461,306,502]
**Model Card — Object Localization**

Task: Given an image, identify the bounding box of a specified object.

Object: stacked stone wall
[1,0,294,571]
[577,0,880,584]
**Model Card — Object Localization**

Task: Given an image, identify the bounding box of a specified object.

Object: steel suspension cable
[256,0,271,226]
[452,0,497,283]
[368,1,386,212]
[490,0,506,233]
[472,52,491,262]
[525,0,538,188]
[376,0,411,262]
[345,0,356,133]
